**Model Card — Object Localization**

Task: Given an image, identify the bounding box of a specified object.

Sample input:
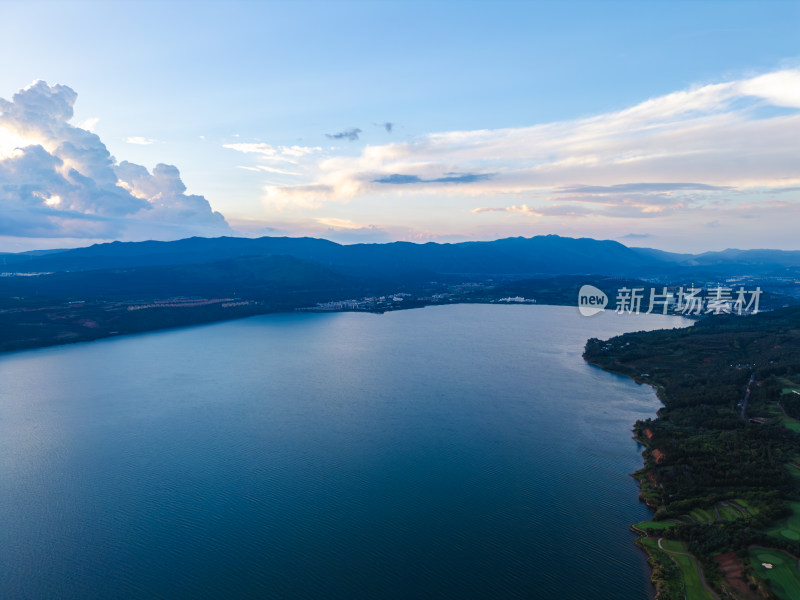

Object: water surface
[0,304,689,599]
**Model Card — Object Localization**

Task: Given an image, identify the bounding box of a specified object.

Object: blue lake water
[0,304,689,599]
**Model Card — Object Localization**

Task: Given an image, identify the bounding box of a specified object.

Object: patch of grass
[749,549,800,600]
[777,376,800,391]
[770,397,800,431]
[782,418,800,433]
[718,503,741,522]
[767,502,800,543]
[658,539,717,600]
[730,498,758,516]
[634,519,678,532]
[689,507,716,524]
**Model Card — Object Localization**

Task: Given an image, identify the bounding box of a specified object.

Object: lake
[0,304,689,599]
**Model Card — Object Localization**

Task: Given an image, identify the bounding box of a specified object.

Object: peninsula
[584,305,800,599]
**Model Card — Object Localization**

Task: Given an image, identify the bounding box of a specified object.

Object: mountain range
[1,234,798,353]
[3,235,800,281]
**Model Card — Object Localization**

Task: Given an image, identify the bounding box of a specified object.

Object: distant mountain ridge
[1,234,799,278]
[2,234,798,354]
[0,254,372,302]
[689,248,800,267]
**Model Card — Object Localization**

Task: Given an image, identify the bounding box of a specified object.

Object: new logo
[578,284,608,316]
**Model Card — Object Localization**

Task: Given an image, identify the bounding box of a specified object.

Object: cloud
[374,172,493,185]
[768,186,800,194]
[115,161,229,230]
[326,127,361,141]
[315,218,394,243]
[263,183,337,210]
[374,173,422,185]
[223,142,320,164]
[125,136,155,145]
[620,233,652,239]
[237,165,301,176]
[377,122,394,133]
[262,68,800,216]
[0,80,231,241]
[226,217,289,238]
[79,117,99,132]
[321,226,393,244]
[226,216,395,244]
[736,70,800,108]
[558,183,729,194]
[472,204,541,216]
[315,217,372,229]
[472,195,689,220]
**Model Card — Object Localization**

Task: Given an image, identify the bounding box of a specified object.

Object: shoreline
[584,355,686,599]
[583,310,800,599]
[0,298,561,356]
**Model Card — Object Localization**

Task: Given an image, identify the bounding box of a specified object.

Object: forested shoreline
[585,306,800,599]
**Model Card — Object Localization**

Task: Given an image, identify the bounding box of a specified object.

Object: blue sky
[0,0,798,252]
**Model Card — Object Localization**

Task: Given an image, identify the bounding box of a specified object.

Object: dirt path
[657,537,721,600]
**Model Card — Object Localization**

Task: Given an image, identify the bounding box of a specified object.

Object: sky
[0,0,798,253]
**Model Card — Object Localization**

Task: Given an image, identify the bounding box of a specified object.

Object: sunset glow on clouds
[224,69,800,248]
[0,1,797,251]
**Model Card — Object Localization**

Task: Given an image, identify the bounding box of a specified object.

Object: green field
[634,519,679,532]
[749,549,800,600]
[729,498,758,516]
[781,418,800,433]
[771,387,800,431]
[778,376,800,391]
[657,539,717,600]
[688,507,716,524]
[767,502,800,542]
[728,498,758,515]
[718,503,740,521]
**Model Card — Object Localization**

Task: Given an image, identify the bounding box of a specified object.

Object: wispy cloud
[125,136,155,145]
[223,142,321,164]
[558,183,729,194]
[316,217,370,229]
[261,68,800,217]
[374,172,493,185]
[326,127,361,141]
[237,165,301,176]
[472,204,541,215]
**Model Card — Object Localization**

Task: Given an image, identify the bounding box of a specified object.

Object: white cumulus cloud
[0,80,231,241]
